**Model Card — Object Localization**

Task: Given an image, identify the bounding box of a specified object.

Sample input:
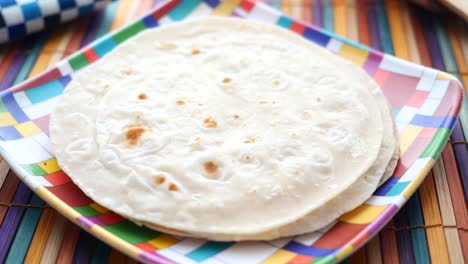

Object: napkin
[0,0,113,43]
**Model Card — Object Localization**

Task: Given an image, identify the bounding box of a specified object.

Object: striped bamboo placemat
[0,0,467,263]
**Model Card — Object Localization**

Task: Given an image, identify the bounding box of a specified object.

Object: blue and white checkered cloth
[0,0,112,43]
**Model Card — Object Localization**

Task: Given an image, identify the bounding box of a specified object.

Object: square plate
[0,0,463,263]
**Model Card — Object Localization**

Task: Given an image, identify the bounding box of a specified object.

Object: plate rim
[0,0,464,263]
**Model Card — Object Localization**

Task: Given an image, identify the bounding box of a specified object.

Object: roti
[50,17,394,240]
[183,54,399,241]
[142,37,399,241]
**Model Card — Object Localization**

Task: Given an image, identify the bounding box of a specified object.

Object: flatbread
[146,43,399,241]
[205,57,399,240]
[50,17,391,240]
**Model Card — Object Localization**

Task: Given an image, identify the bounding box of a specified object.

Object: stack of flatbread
[50,17,399,241]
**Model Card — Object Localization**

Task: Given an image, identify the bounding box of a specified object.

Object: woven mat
[0,0,467,263]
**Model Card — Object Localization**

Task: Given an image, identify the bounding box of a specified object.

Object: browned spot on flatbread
[203,117,217,128]
[121,68,133,75]
[168,183,178,192]
[176,100,185,105]
[233,114,240,119]
[222,77,232,84]
[192,48,201,55]
[244,138,255,144]
[203,161,219,177]
[155,176,165,185]
[124,125,147,146]
[138,93,148,100]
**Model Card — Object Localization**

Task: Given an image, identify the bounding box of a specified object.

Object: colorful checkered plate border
[0,0,464,263]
